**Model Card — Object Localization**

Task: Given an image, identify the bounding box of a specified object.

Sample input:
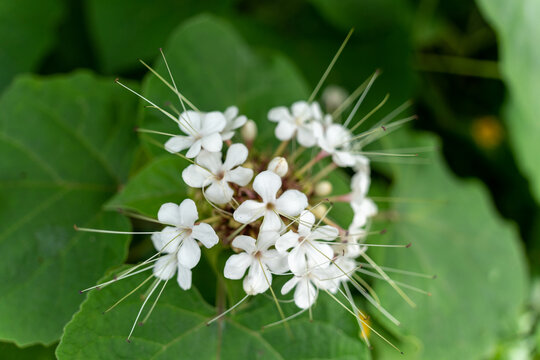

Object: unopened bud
[311,204,328,219]
[267,157,288,177]
[241,120,257,143]
[314,181,333,196]
[322,85,348,113]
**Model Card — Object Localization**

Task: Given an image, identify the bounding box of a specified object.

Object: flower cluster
[80,49,427,351]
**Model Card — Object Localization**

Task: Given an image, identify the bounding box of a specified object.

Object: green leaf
[138,14,309,156]
[56,271,370,359]
[0,0,64,91]
[371,131,528,359]
[0,72,139,345]
[475,0,540,202]
[107,155,190,217]
[0,341,56,360]
[85,0,235,73]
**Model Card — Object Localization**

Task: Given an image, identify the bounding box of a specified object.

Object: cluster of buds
[78,45,429,352]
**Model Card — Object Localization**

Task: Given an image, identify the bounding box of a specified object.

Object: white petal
[257,231,280,251]
[231,115,247,129]
[351,171,370,196]
[294,278,317,309]
[224,253,252,279]
[332,151,356,167]
[204,181,234,204]
[310,225,339,241]
[275,230,299,253]
[192,223,219,248]
[305,242,334,269]
[281,277,300,295]
[164,136,193,153]
[158,226,185,253]
[178,111,201,134]
[297,210,315,236]
[253,170,281,203]
[310,102,323,121]
[291,101,311,119]
[178,199,198,227]
[226,167,253,186]
[231,235,257,253]
[275,120,296,141]
[223,143,248,170]
[263,249,289,274]
[185,139,202,158]
[297,125,317,147]
[224,106,238,120]
[182,164,212,188]
[275,190,307,216]
[177,237,201,269]
[153,254,177,280]
[151,233,162,252]
[201,111,226,133]
[325,124,350,150]
[157,202,181,226]
[243,261,271,295]
[220,131,235,141]
[288,246,308,275]
[176,264,192,290]
[233,200,266,224]
[201,132,223,153]
[268,106,291,122]
[196,150,223,175]
[260,210,283,232]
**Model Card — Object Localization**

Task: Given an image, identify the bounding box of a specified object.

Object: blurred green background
[1,0,539,359]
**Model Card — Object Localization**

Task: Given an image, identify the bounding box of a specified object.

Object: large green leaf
[107,156,189,217]
[85,0,235,73]
[475,0,540,202]
[0,72,139,345]
[56,271,370,359]
[138,14,309,156]
[370,131,528,359]
[0,342,56,360]
[0,0,64,92]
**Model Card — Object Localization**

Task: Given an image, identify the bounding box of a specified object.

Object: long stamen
[349,93,389,133]
[126,279,161,342]
[105,274,154,314]
[74,225,159,235]
[206,294,250,325]
[359,263,437,279]
[332,78,371,119]
[347,277,400,326]
[357,269,432,296]
[141,278,169,324]
[361,253,416,307]
[324,290,403,354]
[308,28,354,103]
[343,71,379,128]
[262,308,308,329]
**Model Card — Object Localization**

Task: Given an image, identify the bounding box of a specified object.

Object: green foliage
[371,130,528,359]
[56,271,370,359]
[85,0,235,73]
[0,341,56,360]
[0,72,138,345]
[108,156,190,217]
[0,0,64,92]
[475,0,540,203]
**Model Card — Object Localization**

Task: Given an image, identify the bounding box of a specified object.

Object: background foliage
[0,0,539,359]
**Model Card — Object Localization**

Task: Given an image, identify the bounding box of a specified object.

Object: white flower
[335,223,367,259]
[151,199,219,289]
[165,110,226,158]
[317,124,356,167]
[221,106,247,140]
[182,144,253,204]
[233,171,308,231]
[351,196,377,228]
[267,157,288,177]
[268,101,319,147]
[275,210,338,275]
[224,232,288,295]
[351,171,370,198]
[281,266,338,309]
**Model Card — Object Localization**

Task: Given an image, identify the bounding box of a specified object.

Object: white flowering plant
[69,28,436,354]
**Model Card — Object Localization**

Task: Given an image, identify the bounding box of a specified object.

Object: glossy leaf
[0,72,138,345]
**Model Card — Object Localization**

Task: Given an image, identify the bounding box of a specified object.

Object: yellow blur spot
[471,116,504,149]
[358,310,371,339]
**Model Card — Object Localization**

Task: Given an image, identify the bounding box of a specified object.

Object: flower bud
[267,157,288,177]
[322,85,348,113]
[241,120,257,143]
[314,181,332,196]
